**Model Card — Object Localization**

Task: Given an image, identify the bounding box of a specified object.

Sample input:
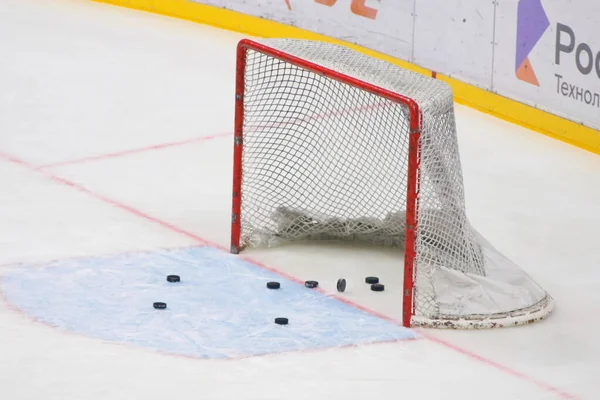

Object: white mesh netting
[234,38,553,328]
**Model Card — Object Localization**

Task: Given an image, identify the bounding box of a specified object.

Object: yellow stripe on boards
[441,76,600,154]
[93,0,600,154]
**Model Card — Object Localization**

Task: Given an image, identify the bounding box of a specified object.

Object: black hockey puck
[153,302,167,309]
[166,275,180,283]
[371,283,385,292]
[274,317,288,325]
[365,276,379,284]
[305,280,319,289]
[266,281,281,289]
[336,278,347,292]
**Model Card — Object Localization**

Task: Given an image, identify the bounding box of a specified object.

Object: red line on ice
[36,132,232,170]
[34,100,388,171]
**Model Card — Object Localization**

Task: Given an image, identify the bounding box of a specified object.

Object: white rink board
[413,0,495,88]
[190,0,600,132]
[194,0,415,62]
[494,0,600,131]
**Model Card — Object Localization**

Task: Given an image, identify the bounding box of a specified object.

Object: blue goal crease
[1,246,415,359]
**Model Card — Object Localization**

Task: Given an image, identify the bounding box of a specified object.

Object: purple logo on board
[515,0,550,86]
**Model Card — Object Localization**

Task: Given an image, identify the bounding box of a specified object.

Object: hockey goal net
[230,38,553,329]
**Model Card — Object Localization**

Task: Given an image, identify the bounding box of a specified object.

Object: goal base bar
[411,295,554,329]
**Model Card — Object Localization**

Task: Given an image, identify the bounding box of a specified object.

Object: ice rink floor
[1,0,599,399]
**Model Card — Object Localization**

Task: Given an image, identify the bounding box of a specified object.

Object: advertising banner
[190,0,599,133]
[494,0,600,130]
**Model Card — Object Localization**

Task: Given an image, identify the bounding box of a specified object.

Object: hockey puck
[274,317,289,325]
[336,278,347,292]
[371,283,385,292]
[365,276,379,284]
[304,280,319,289]
[166,275,180,283]
[266,281,281,289]
[153,302,167,309]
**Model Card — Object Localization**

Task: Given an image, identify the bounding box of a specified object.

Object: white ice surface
[1,0,599,399]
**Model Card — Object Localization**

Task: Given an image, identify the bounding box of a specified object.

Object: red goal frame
[230,39,423,328]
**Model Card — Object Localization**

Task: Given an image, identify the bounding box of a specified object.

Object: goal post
[230,38,554,329]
